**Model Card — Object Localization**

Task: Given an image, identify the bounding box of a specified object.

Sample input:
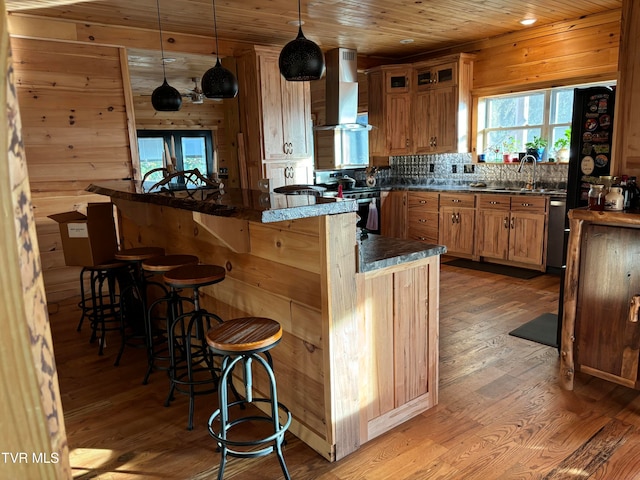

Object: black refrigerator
[557,86,616,348]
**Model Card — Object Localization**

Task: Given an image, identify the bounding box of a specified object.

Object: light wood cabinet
[357,256,439,442]
[367,54,474,164]
[380,190,407,238]
[439,193,476,257]
[407,191,439,244]
[368,66,413,159]
[561,210,640,391]
[263,160,314,190]
[476,194,548,270]
[236,45,313,189]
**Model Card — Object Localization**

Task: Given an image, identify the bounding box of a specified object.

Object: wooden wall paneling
[613,0,640,178]
[249,222,322,274]
[320,212,359,461]
[11,36,134,300]
[1,4,70,472]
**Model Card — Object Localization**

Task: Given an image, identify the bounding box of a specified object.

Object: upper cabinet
[236,46,313,189]
[367,54,475,165]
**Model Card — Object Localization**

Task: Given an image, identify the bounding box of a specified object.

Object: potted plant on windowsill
[525,136,548,162]
[553,128,571,163]
[501,135,518,162]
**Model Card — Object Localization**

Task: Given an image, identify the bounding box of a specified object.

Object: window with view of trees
[137,130,214,182]
[477,81,615,162]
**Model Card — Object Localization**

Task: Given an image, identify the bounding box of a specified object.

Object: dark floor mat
[444,258,543,279]
[509,313,558,347]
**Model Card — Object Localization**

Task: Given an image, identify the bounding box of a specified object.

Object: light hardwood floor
[49,260,640,479]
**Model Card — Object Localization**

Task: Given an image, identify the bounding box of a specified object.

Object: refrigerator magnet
[595,154,609,168]
[581,156,595,175]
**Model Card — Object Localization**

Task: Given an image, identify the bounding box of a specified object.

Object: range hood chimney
[315,48,370,130]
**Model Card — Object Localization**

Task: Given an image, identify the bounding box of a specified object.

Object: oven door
[356,198,380,234]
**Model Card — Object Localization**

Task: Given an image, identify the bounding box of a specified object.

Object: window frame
[136,129,214,179]
[476,81,616,162]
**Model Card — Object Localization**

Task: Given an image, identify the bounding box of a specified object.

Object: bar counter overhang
[88,180,445,462]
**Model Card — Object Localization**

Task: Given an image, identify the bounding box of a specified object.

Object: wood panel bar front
[111,195,441,461]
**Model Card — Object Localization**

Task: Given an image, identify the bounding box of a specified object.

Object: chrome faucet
[517,154,537,190]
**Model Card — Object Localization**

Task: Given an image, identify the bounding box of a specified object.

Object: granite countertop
[383,185,567,196]
[87,180,357,223]
[357,233,447,273]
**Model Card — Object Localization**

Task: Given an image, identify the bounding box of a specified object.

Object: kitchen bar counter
[87,180,357,223]
[93,187,443,463]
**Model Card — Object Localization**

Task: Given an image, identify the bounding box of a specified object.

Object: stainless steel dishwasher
[546,196,567,269]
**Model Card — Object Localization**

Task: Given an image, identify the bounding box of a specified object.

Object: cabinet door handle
[451,213,455,224]
[419,218,427,223]
[629,295,640,323]
[419,200,427,204]
[405,138,410,147]
[510,217,515,229]
[289,142,293,154]
[456,212,460,223]
[433,136,437,147]
[452,199,461,203]
[490,201,498,205]
[283,142,288,154]
[504,216,509,228]
[520,203,532,207]
[419,236,426,241]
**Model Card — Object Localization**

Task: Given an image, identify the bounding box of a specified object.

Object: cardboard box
[48,203,118,267]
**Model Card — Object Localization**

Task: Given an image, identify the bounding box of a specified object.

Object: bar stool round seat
[114,246,166,261]
[163,264,226,290]
[140,254,200,385]
[206,317,292,480]
[163,263,227,430]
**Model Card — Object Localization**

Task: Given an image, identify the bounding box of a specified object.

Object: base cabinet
[439,193,475,257]
[380,190,407,238]
[562,212,640,391]
[476,194,548,270]
[357,257,439,442]
[407,191,439,243]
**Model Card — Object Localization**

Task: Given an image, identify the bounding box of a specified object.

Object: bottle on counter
[588,184,606,211]
[605,186,624,211]
[628,177,640,210]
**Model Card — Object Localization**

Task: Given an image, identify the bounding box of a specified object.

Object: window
[477,81,615,162]
[136,130,214,182]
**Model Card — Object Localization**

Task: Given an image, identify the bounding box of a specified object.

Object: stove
[320,185,381,203]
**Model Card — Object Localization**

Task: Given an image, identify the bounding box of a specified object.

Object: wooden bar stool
[141,254,199,385]
[163,264,227,430]
[113,246,165,366]
[77,260,128,356]
[206,317,292,480]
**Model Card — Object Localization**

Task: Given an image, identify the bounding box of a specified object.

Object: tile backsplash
[383,153,569,189]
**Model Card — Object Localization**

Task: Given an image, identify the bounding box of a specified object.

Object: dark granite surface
[382,185,567,196]
[87,180,358,223]
[358,233,447,273]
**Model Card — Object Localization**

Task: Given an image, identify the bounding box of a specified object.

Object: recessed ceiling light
[520,18,537,26]
[400,39,414,44]
[287,20,304,27]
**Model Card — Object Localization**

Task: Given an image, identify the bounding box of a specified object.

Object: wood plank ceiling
[6,0,623,95]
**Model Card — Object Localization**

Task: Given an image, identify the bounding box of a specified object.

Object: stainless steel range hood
[315,48,372,170]
[315,48,371,131]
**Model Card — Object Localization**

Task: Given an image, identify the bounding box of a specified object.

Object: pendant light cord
[297,0,303,36]
[212,0,220,61]
[156,0,168,80]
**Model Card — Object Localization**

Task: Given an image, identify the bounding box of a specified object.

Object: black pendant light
[278,0,325,81]
[151,0,182,111]
[201,0,238,99]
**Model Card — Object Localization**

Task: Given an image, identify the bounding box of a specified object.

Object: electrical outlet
[451,165,457,174]
[464,164,475,174]
[429,163,435,173]
[219,167,228,175]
